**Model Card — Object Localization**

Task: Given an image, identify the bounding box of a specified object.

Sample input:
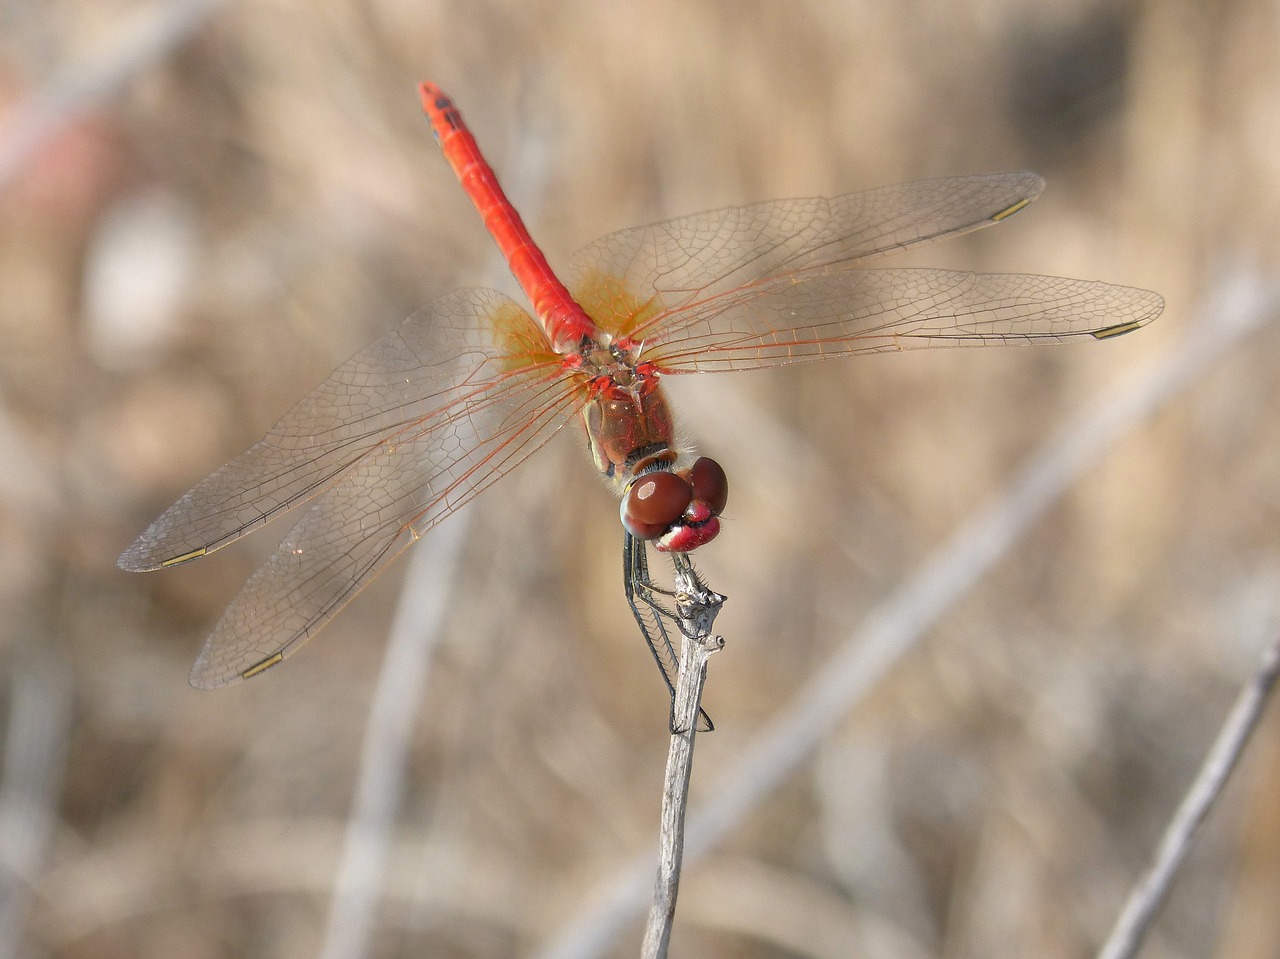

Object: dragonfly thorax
[573,360,727,551]
[580,366,674,486]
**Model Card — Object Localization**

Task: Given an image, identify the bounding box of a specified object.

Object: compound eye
[688,457,728,515]
[621,471,693,540]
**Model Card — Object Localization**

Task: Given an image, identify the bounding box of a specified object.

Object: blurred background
[2,0,1279,956]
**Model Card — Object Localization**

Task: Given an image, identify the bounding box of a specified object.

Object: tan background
[2,0,1279,956]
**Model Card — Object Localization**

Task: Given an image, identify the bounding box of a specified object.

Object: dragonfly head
[621,457,729,553]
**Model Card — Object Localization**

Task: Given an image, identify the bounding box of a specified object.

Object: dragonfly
[119,82,1163,724]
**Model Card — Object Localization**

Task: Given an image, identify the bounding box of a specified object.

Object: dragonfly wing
[566,172,1045,339]
[119,289,561,571]
[187,341,579,687]
[639,269,1164,373]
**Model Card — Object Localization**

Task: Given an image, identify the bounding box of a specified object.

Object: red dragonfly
[120,82,1163,717]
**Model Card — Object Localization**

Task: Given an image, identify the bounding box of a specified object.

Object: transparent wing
[567,172,1046,339]
[119,289,562,570]
[117,289,580,686]
[638,268,1164,374]
[188,368,577,687]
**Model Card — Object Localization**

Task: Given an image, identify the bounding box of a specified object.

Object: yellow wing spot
[1091,320,1145,340]
[572,269,665,340]
[490,301,558,372]
[160,547,208,567]
[242,652,285,679]
[990,197,1033,221]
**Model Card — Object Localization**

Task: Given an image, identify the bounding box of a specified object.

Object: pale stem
[641,555,725,959]
[1095,629,1280,959]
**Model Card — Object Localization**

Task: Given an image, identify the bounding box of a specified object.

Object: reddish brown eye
[688,457,728,515]
[621,471,693,540]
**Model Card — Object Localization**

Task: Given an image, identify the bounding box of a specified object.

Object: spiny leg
[623,532,714,732]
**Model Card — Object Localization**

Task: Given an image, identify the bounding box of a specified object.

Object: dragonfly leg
[623,532,714,732]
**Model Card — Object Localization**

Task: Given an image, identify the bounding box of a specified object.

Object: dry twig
[1096,629,1280,959]
[317,515,470,959]
[641,555,725,959]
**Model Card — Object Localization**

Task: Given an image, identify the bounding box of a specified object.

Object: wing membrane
[568,172,1046,339]
[188,366,577,686]
[641,269,1164,373]
[119,289,562,571]
[116,288,583,686]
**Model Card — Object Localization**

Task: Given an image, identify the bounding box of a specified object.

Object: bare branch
[317,515,469,959]
[1096,630,1280,959]
[642,556,725,959]
[0,653,73,959]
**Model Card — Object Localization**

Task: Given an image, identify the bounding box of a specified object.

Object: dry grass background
[2,0,1280,957]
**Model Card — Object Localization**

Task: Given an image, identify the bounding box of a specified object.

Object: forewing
[640,269,1164,373]
[567,172,1045,339]
[119,289,560,571]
